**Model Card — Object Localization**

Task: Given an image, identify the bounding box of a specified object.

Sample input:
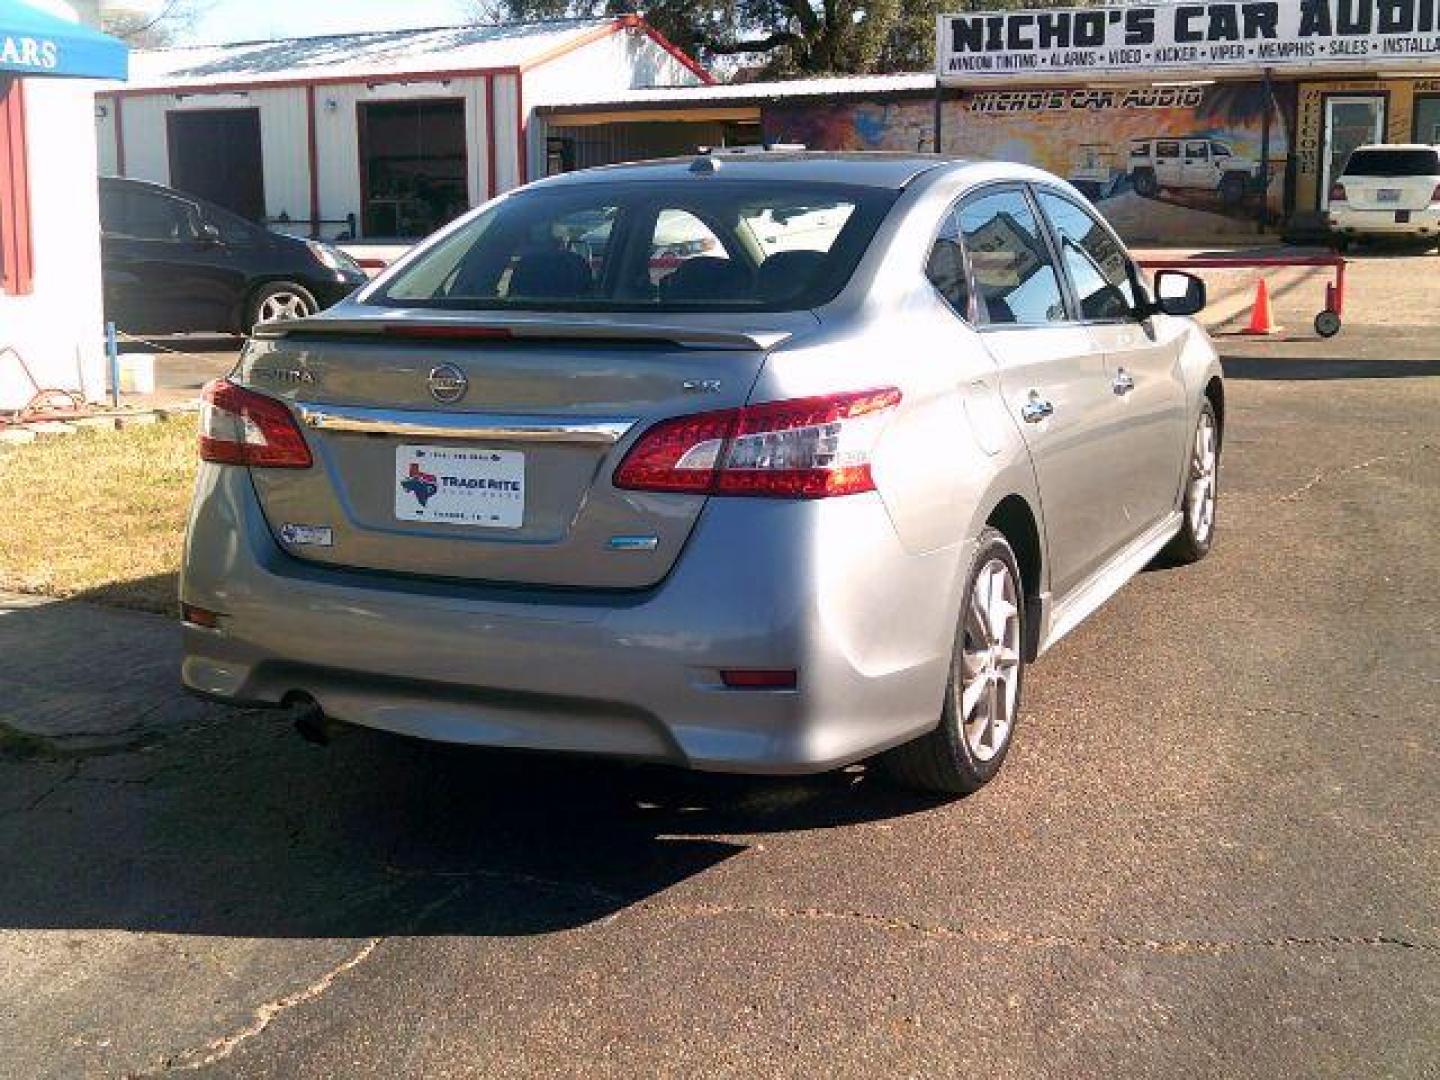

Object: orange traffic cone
[1241,278,1281,336]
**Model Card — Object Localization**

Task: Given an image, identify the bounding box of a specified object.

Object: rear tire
[882,528,1025,796]
[1159,399,1219,566]
[1133,170,1158,199]
[246,281,319,332]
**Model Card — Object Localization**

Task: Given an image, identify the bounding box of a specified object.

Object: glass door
[1322,96,1386,208]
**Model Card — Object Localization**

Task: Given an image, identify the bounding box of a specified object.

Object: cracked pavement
[0,346,1437,1078]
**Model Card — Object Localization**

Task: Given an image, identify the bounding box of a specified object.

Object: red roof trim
[628,17,716,86]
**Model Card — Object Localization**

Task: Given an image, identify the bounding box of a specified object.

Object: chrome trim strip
[298,404,636,446]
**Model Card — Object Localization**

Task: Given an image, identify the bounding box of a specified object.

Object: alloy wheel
[1189,410,1218,546]
[256,291,313,324]
[959,558,1022,763]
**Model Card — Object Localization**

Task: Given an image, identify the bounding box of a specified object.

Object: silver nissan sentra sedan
[181,151,1222,794]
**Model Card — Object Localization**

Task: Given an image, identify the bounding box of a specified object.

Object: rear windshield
[373,179,899,313]
[1342,149,1440,177]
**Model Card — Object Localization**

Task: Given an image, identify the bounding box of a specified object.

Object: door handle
[1112,369,1136,396]
[1020,393,1054,424]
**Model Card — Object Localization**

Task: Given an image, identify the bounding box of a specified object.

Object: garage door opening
[167,108,265,222]
[359,99,468,239]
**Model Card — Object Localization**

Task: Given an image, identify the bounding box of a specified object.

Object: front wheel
[247,281,319,332]
[882,528,1025,795]
[1159,399,1219,565]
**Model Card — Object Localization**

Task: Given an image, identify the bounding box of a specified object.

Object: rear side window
[1157,141,1181,160]
[101,188,198,241]
[926,208,970,318]
[1342,148,1440,177]
[376,180,898,313]
[957,189,1067,326]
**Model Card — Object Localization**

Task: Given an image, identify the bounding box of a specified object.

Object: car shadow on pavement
[0,596,946,942]
[1220,356,1440,380]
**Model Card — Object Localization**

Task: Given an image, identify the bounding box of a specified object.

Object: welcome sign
[938,1,1440,81]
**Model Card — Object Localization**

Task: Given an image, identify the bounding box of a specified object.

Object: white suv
[1129,137,1260,206]
[1328,144,1440,250]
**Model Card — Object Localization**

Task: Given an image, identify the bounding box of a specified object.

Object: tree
[464,0,1099,78]
[101,0,213,48]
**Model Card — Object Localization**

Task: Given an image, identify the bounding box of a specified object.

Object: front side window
[204,204,259,245]
[1036,191,1137,322]
[1186,140,1210,161]
[376,180,898,313]
[957,189,1067,327]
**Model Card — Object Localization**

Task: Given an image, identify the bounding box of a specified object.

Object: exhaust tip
[285,694,336,747]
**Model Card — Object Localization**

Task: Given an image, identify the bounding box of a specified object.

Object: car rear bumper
[180,466,963,773]
[1328,206,1440,236]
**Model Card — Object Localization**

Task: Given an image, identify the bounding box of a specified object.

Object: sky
[186,0,478,45]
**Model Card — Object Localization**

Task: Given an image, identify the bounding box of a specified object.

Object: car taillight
[614,388,900,499]
[199,379,312,468]
[1330,182,1348,203]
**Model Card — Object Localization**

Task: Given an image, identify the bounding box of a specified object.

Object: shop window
[358,99,468,240]
[0,77,34,296]
[1413,96,1440,146]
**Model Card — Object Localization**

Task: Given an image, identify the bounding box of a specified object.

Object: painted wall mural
[763,82,1293,241]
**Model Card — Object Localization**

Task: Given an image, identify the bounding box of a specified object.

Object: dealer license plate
[1377,188,1402,203]
[394,444,525,529]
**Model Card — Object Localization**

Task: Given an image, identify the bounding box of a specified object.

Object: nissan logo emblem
[427,364,468,404]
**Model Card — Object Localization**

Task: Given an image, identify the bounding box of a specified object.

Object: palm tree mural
[1197,81,1296,150]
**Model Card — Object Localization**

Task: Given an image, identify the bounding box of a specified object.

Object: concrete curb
[0,401,200,446]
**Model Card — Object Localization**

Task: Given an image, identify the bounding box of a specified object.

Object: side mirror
[1151,269,1206,317]
[198,221,223,245]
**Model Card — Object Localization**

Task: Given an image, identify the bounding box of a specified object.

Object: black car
[99,176,370,336]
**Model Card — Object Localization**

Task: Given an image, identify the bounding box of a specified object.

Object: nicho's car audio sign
[938,1,1440,80]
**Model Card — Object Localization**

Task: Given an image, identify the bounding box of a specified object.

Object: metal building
[94,16,709,242]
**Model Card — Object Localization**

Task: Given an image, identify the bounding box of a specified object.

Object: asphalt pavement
[2,322,1437,1077]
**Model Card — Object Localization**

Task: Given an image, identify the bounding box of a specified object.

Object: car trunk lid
[237,310,813,589]
[1341,173,1438,211]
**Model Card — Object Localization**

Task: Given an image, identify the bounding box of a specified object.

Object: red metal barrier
[1137,255,1347,338]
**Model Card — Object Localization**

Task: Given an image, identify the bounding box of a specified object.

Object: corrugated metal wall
[544,120,737,171]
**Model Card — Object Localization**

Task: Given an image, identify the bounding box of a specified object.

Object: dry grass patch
[0,417,196,614]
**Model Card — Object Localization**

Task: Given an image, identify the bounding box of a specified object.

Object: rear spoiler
[255,316,798,352]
